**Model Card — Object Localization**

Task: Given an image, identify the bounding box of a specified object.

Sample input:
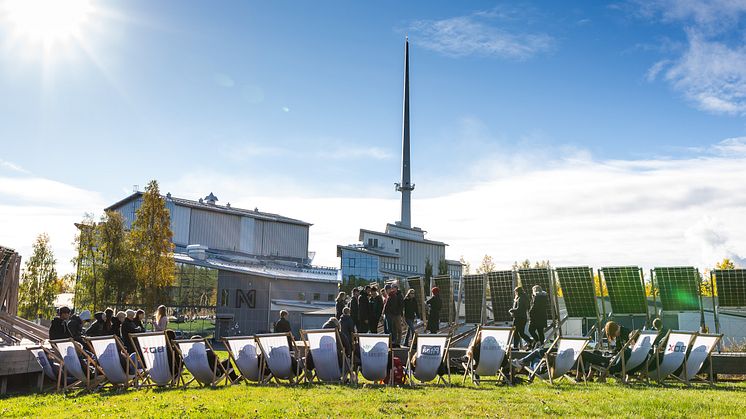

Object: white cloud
[409,13,553,60]
[314,146,393,160]
[0,158,29,174]
[635,0,746,31]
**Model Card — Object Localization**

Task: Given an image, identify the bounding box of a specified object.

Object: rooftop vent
[204,192,218,205]
[187,244,208,261]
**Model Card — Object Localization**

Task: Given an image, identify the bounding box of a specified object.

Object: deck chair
[679,333,722,385]
[462,326,513,385]
[301,329,350,383]
[130,331,178,387]
[223,336,261,383]
[50,338,103,391]
[173,338,229,387]
[586,330,639,383]
[650,331,696,383]
[609,330,659,383]
[406,333,451,386]
[353,333,392,385]
[255,333,301,384]
[525,336,590,384]
[86,335,137,388]
[27,345,66,392]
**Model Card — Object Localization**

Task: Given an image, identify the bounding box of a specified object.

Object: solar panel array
[555,266,598,318]
[714,269,746,307]
[602,266,647,315]
[433,275,454,323]
[487,270,515,322]
[517,268,554,320]
[462,274,485,324]
[654,267,701,311]
[405,276,428,323]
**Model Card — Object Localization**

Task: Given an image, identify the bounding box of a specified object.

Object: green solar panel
[714,269,746,307]
[518,268,554,320]
[556,266,598,318]
[602,266,647,315]
[654,267,700,311]
[463,274,485,323]
[487,270,515,322]
[433,275,454,323]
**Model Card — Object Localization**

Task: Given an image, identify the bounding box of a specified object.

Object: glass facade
[340,249,381,285]
[161,262,218,338]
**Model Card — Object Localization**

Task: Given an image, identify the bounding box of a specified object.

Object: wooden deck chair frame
[85,335,139,389]
[524,336,590,385]
[351,333,393,386]
[462,325,514,386]
[254,332,302,385]
[222,336,260,384]
[300,329,351,384]
[586,330,639,384]
[678,333,722,386]
[26,345,65,393]
[625,330,669,384]
[406,332,452,386]
[650,330,696,384]
[173,337,230,388]
[129,331,179,388]
[50,338,104,392]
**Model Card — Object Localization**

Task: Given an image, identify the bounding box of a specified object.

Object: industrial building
[105,192,339,339]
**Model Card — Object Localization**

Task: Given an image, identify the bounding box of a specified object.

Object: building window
[313,293,320,301]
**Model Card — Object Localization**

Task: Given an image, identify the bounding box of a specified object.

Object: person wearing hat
[426,287,441,334]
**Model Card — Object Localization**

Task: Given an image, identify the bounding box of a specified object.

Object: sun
[1,0,94,46]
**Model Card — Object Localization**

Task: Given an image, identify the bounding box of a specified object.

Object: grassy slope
[2,381,745,418]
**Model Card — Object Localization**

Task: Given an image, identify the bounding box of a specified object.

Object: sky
[1,0,746,276]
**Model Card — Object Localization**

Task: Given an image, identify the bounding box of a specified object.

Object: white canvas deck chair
[130,331,177,387]
[255,333,301,384]
[352,333,392,385]
[173,338,229,388]
[679,333,722,385]
[27,345,65,392]
[86,335,137,388]
[301,329,350,383]
[462,326,513,385]
[606,330,659,384]
[526,336,590,384]
[406,333,451,386]
[650,330,695,383]
[222,336,261,384]
[50,338,103,391]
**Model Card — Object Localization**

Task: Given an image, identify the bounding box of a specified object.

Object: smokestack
[395,37,415,228]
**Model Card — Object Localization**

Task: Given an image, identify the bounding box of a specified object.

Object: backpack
[385,356,406,385]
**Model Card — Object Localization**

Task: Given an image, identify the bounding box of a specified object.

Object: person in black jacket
[134,309,146,331]
[349,288,360,332]
[528,285,549,346]
[369,287,384,333]
[104,308,116,336]
[509,287,533,349]
[357,287,371,333]
[383,284,404,346]
[403,289,420,346]
[274,310,294,347]
[121,310,141,353]
[426,287,441,334]
[335,292,347,319]
[86,312,106,337]
[65,311,85,345]
[339,307,355,355]
[49,306,71,340]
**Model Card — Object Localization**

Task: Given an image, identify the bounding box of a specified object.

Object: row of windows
[381,262,417,273]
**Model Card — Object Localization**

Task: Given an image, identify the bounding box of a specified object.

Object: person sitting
[462,329,510,379]
[85,312,106,337]
[306,317,345,375]
[121,310,139,353]
[49,306,71,340]
[104,308,116,336]
[274,310,294,347]
[134,309,146,331]
[652,317,668,348]
[527,285,548,347]
[581,321,633,377]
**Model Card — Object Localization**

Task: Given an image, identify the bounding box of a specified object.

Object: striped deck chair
[649,330,696,383]
[255,333,301,384]
[679,333,722,385]
[525,336,590,384]
[352,333,392,385]
[50,338,103,391]
[86,335,137,388]
[406,333,451,386]
[26,345,66,392]
[301,329,350,383]
[222,336,261,384]
[173,338,229,388]
[130,332,178,387]
[462,326,514,386]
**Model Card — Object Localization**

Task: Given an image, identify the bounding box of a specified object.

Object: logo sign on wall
[236,289,256,309]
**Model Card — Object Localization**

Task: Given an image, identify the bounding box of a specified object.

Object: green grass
[2,378,745,418]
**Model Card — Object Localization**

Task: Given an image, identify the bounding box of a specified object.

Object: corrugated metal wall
[399,240,446,273]
[239,216,256,254]
[115,198,142,229]
[258,221,308,260]
[168,202,191,246]
[189,209,241,251]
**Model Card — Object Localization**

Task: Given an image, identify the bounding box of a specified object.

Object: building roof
[357,228,447,246]
[106,192,312,227]
[336,244,399,258]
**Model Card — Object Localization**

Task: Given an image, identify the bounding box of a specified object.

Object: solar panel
[433,275,454,323]
[405,276,428,323]
[555,266,598,318]
[463,274,485,324]
[602,266,647,315]
[714,269,746,307]
[487,270,515,322]
[654,267,700,311]
[517,268,554,320]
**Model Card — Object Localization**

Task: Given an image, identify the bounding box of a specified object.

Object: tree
[716,258,736,270]
[129,180,175,311]
[18,234,58,320]
[437,259,448,276]
[99,210,136,308]
[57,273,76,293]
[702,258,737,297]
[459,256,471,275]
[477,255,495,274]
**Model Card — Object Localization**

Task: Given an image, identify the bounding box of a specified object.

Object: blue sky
[2,0,746,273]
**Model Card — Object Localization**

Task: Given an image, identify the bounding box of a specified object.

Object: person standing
[357,286,371,333]
[528,285,549,347]
[335,292,347,319]
[369,286,384,333]
[426,287,441,334]
[339,307,355,355]
[383,283,404,346]
[349,288,360,332]
[154,305,169,332]
[403,289,420,346]
[509,287,533,349]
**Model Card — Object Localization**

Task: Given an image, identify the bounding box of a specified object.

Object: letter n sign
[236,289,256,309]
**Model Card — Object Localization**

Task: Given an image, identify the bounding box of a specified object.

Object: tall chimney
[395,37,415,228]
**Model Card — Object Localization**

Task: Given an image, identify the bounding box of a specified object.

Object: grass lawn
[2,378,745,418]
